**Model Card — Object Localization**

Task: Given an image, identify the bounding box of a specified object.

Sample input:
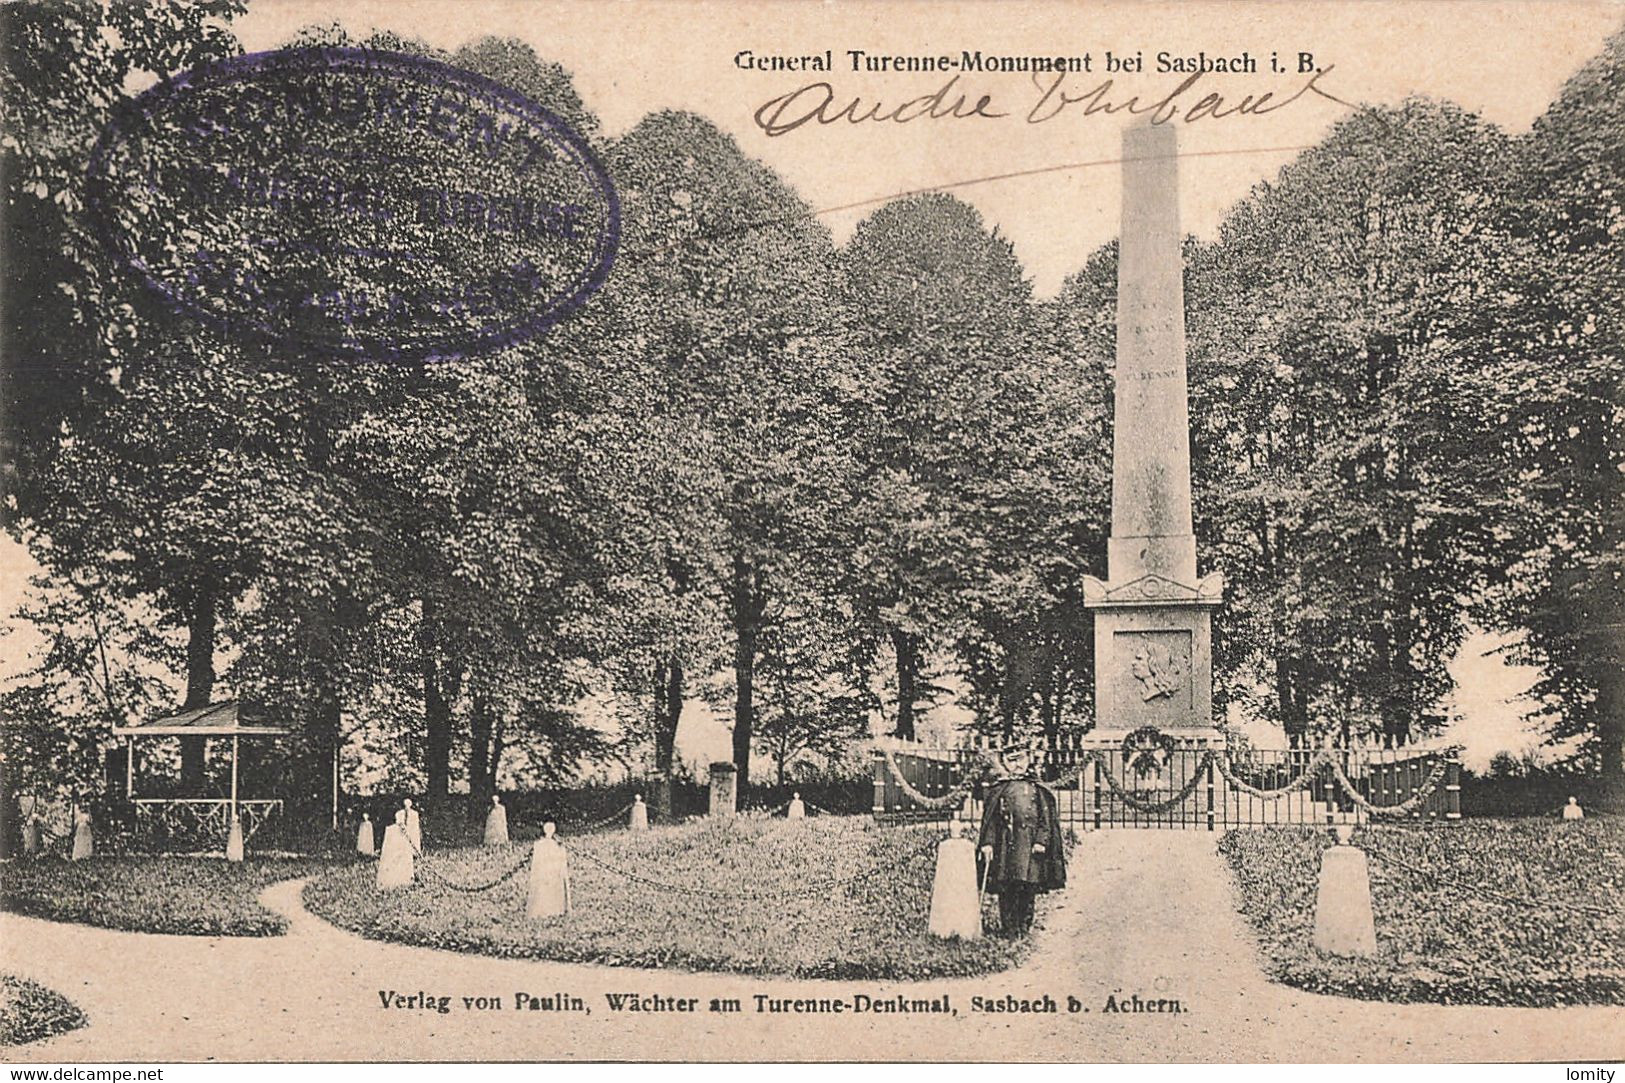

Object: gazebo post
[230,734,240,824]
[125,736,134,798]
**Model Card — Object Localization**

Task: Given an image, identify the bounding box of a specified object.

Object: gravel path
[5,831,1621,1062]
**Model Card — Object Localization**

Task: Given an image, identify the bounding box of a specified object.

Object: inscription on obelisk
[1083,123,1223,734]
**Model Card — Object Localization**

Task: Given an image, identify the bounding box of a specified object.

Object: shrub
[0,975,88,1047]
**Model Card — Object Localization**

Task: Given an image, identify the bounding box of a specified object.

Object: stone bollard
[402,798,422,852]
[484,795,509,846]
[225,815,244,862]
[928,821,981,940]
[1563,796,1584,821]
[357,813,376,856]
[629,795,648,832]
[787,792,806,820]
[376,810,414,889]
[71,809,94,861]
[1312,825,1377,957]
[708,763,737,818]
[526,822,571,919]
[22,817,41,856]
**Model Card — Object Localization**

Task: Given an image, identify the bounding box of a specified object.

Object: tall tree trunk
[181,585,217,790]
[489,711,507,797]
[0,742,16,858]
[314,680,341,831]
[891,627,920,739]
[647,664,677,825]
[652,658,683,775]
[418,598,452,805]
[1596,657,1624,791]
[730,556,765,791]
[1276,651,1311,748]
[467,695,493,822]
[999,632,1038,738]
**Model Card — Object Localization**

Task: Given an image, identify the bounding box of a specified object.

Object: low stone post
[628,795,648,831]
[71,809,94,861]
[526,822,570,919]
[1563,796,1585,821]
[376,811,414,889]
[708,762,737,818]
[1312,825,1377,957]
[787,792,805,820]
[356,813,376,856]
[928,821,981,940]
[402,798,422,852]
[484,795,509,845]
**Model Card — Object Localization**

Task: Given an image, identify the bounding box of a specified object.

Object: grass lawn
[1221,817,1625,1006]
[305,815,1044,979]
[0,974,88,1047]
[0,855,344,936]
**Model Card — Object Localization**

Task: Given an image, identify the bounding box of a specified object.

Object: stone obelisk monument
[1083,122,1223,735]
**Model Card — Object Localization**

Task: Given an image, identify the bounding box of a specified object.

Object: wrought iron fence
[872,734,1460,830]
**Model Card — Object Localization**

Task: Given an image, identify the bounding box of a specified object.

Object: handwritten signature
[753,67,1353,137]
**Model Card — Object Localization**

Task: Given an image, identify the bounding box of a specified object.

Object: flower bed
[1,856,343,936]
[0,974,88,1047]
[1220,817,1625,1006]
[305,815,1042,978]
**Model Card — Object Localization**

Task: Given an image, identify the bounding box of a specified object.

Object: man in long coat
[978,744,1066,936]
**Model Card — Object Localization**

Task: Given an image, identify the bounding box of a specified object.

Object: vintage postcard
[2,0,1622,1067]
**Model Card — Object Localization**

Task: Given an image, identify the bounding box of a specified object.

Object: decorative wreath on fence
[1121,725,1179,778]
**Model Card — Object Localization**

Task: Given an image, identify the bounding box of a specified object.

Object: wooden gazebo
[112,700,290,851]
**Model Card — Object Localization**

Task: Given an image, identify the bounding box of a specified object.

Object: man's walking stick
[976,845,989,931]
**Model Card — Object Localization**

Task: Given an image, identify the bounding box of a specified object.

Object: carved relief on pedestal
[1113,630,1193,720]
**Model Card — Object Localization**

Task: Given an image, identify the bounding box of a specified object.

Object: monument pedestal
[1083,572,1223,733]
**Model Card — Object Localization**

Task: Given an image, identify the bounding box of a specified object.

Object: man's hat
[993,737,1044,760]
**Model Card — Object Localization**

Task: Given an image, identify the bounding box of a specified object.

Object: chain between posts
[386,800,634,893]
[557,802,637,834]
[402,832,533,893]
[741,798,794,817]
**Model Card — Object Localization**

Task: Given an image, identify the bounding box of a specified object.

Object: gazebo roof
[112,700,291,738]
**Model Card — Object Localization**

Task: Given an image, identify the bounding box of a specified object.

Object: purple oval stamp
[87,47,619,362]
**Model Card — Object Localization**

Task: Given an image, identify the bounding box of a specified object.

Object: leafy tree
[1184,100,1518,746]
[838,194,1036,738]
[2,0,250,785]
[1479,28,1625,782]
[602,110,848,789]
[752,609,869,785]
